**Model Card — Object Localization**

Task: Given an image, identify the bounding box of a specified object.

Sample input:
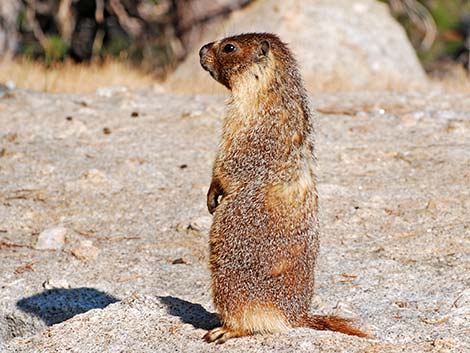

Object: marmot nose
[199,42,213,58]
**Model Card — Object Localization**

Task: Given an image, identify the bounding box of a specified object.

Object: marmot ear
[256,40,270,60]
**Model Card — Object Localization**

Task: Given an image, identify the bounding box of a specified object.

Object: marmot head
[199,33,291,91]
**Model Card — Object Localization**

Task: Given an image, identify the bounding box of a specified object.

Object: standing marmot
[199,33,367,343]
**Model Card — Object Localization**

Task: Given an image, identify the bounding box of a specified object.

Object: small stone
[43,278,70,289]
[393,300,408,309]
[175,223,187,233]
[5,80,16,90]
[176,216,212,234]
[5,133,17,142]
[35,226,67,250]
[299,341,313,350]
[103,127,111,135]
[188,216,212,232]
[171,258,186,265]
[453,288,470,308]
[131,111,139,118]
[310,295,325,310]
[384,208,401,216]
[72,240,101,261]
[333,301,356,317]
[81,169,107,183]
[96,86,127,97]
[426,200,437,211]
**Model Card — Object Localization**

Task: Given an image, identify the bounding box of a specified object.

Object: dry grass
[427,62,470,93]
[1,57,469,95]
[432,77,470,93]
[0,59,158,94]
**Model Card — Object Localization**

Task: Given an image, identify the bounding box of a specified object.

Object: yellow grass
[431,76,470,93]
[428,62,470,93]
[0,59,157,94]
[1,57,469,94]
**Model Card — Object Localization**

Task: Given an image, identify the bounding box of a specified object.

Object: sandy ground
[0,88,469,352]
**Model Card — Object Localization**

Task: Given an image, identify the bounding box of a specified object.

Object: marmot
[199,33,367,343]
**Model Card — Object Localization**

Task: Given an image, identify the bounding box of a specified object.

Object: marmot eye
[222,44,236,53]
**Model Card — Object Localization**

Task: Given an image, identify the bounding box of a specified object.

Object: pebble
[96,86,127,97]
[81,169,107,183]
[188,216,212,232]
[35,226,67,250]
[171,258,187,265]
[5,80,16,90]
[43,278,70,289]
[176,216,212,234]
[71,240,101,261]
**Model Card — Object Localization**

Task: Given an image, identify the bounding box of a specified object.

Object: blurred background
[0,0,469,92]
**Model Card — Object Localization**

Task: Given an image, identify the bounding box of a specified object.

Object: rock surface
[166,0,427,94]
[1,89,469,352]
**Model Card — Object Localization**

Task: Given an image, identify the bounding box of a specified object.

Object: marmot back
[199,32,368,343]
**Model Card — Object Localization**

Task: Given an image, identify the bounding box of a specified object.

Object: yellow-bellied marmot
[199,32,368,343]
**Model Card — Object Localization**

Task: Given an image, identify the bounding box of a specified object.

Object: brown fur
[199,33,368,343]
